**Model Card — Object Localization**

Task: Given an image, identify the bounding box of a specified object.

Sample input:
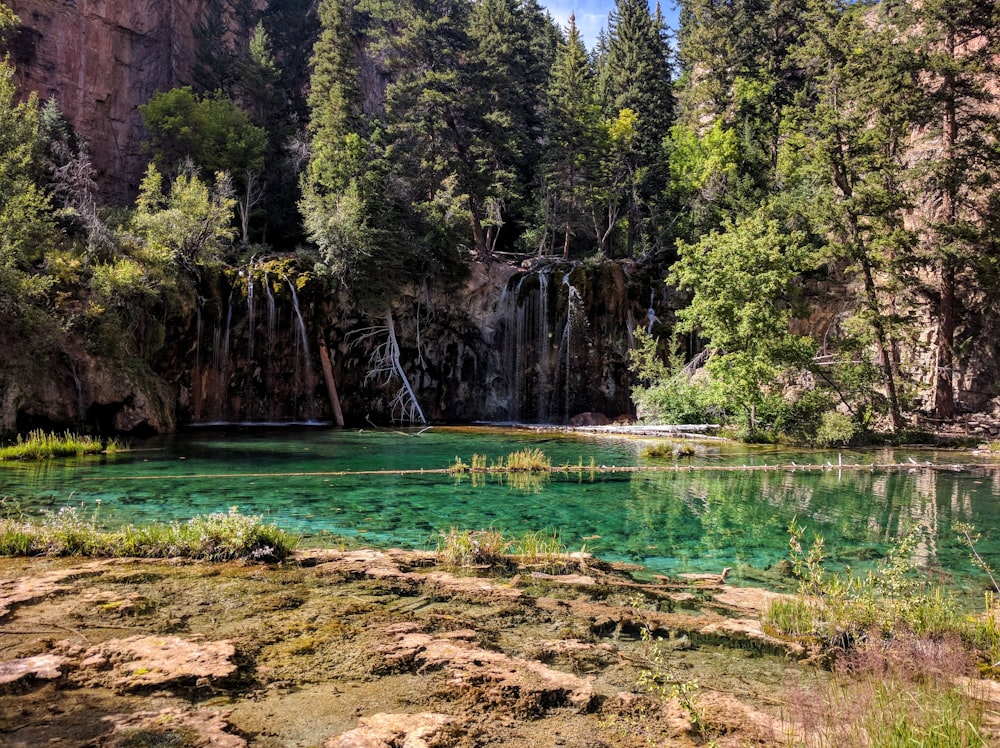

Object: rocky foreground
[0,550,993,747]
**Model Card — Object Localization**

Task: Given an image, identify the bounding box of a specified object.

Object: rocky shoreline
[2,548,997,747]
[0,549,820,747]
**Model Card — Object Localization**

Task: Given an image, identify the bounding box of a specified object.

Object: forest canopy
[1,0,999,437]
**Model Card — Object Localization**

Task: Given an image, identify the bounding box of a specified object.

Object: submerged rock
[67,635,237,689]
[102,707,247,748]
[378,624,595,714]
[324,712,457,748]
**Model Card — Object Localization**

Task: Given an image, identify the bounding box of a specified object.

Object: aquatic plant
[509,530,565,562]
[436,527,508,566]
[436,527,571,568]
[502,448,550,472]
[0,429,122,461]
[640,441,696,458]
[0,506,294,561]
[449,449,550,473]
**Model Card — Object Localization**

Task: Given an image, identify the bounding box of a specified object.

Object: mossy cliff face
[155,257,670,428]
[0,343,175,437]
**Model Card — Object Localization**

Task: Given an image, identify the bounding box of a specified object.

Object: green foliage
[0,4,17,33]
[629,330,717,424]
[0,60,55,319]
[0,506,294,561]
[130,163,236,272]
[671,208,819,432]
[814,410,859,448]
[541,15,605,257]
[783,520,966,640]
[140,87,265,179]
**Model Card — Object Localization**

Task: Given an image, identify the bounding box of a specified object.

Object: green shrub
[815,410,859,447]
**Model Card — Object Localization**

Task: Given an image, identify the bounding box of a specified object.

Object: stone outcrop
[0,345,176,436]
[7,0,208,202]
[67,634,237,689]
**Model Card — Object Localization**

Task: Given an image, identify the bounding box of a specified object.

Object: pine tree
[675,0,807,225]
[543,14,604,257]
[912,0,1000,419]
[780,0,922,430]
[300,0,383,288]
[466,0,555,253]
[597,0,673,255]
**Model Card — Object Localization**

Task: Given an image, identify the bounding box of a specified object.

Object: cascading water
[181,265,328,424]
[246,266,256,362]
[286,278,317,421]
[496,260,640,424]
[556,271,586,422]
[500,270,553,422]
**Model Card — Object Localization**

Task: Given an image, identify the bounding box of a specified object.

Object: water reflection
[0,428,998,590]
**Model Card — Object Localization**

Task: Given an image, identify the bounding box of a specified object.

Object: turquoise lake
[2,426,999,590]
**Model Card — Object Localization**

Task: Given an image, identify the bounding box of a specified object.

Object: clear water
[2,426,999,590]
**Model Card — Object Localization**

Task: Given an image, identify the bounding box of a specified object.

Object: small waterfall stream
[184,265,323,424]
[495,260,639,424]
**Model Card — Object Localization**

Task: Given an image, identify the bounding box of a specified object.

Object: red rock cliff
[6,0,207,202]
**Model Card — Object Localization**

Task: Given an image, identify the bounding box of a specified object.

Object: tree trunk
[318,338,345,427]
[860,257,903,431]
[934,30,958,421]
[467,196,489,259]
[935,261,957,420]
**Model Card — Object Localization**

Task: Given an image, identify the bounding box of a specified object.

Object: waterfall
[500,269,560,423]
[193,298,203,421]
[559,272,585,422]
[286,278,316,420]
[264,271,277,356]
[246,266,256,361]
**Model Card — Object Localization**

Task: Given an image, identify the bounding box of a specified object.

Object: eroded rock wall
[6,0,208,202]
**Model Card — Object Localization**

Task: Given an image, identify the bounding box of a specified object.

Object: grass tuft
[0,506,294,561]
[0,429,123,461]
[436,527,508,566]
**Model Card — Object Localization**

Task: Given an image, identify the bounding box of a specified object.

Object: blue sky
[541,0,681,50]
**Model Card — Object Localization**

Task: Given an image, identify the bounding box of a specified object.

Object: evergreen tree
[300,0,382,288]
[675,0,807,226]
[466,0,555,253]
[191,0,257,93]
[542,14,604,257]
[780,0,922,430]
[912,0,1000,419]
[597,0,674,255]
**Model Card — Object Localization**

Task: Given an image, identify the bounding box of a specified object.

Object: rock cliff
[6,0,207,202]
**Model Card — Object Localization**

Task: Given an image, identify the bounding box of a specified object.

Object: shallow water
[1,426,999,588]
